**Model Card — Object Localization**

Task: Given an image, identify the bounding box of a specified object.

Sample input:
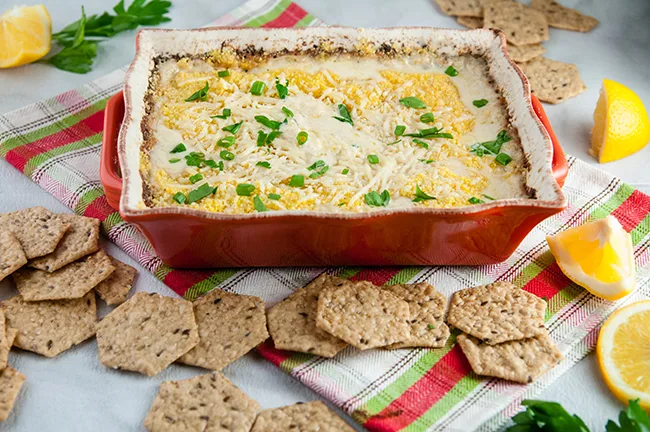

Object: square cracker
[484,1,549,46]
[507,43,546,63]
[457,332,563,383]
[0,309,7,370]
[0,207,70,259]
[251,401,355,432]
[178,289,269,371]
[0,232,27,283]
[96,292,199,376]
[267,274,348,358]
[13,250,115,301]
[519,57,586,104]
[530,0,598,32]
[316,280,411,350]
[144,372,260,432]
[28,214,100,272]
[447,281,547,345]
[0,367,26,422]
[383,283,450,349]
[2,292,97,357]
[94,257,137,305]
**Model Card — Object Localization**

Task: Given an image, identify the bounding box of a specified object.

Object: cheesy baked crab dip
[140,45,531,214]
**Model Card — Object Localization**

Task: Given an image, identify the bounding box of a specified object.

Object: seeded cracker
[383,283,450,349]
[0,309,7,370]
[13,250,115,301]
[484,2,549,47]
[2,292,97,357]
[178,289,269,370]
[316,281,411,350]
[507,44,546,63]
[267,274,348,357]
[0,207,70,259]
[448,281,547,344]
[28,214,100,272]
[530,0,598,32]
[5,328,17,349]
[96,292,199,376]
[519,57,586,104]
[457,16,483,29]
[0,232,27,283]
[457,332,563,383]
[433,0,484,17]
[94,257,137,305]
[144,372,260,432]
[251,401,355,432]
[0,367,25,422]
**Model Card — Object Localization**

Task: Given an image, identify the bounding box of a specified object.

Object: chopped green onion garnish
[289,174,304,187]
[468,197,485,205]
[445,66,458,77]
[218,70,230,78]
[204,160,218,168]
[220,150,235,161]
[387,139,402,145]
[282,106,294,118]
[236,183,255,196]
[171,143,186,153]
[189,173,203,184]
[364,190,391,207]
[222,121,243,134]
[255,115,282,130]
[307,160,326,171]
[482,194,495,200]
[420,113,435,123]
[184,152,204,167]
[173,192,186,204]
[275,78,289,99]
[337,202,346,207]
[210,108,231,119]
[419,159,434,164]
[342,168,349,175]
[187,183,217,204]
[470,131,512,156]
[253,196,267,212]
[413,185,436,202]
[266,130,282,144]
[185,81,209,102]
[394,125,406,136]
[257,131,268,147]
[309,166,329,179]
[367,154,379,164]
[256,161,271,169]
[399,96,426,109]
[169,158,180,163]
[250,81,266,96]
[473,99,488,108]
[333,103,353,125]
[217,136,235,148]
[403,127,453,140]
[495,153,513,166]
[217,161,224,171]
[413,138,429,149]
[268,193,281,200]
[297,131,308,145]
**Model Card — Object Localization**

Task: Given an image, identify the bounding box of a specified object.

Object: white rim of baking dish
[119,26,567,220]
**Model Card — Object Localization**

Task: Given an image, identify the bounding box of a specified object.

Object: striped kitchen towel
[1,0,649,431]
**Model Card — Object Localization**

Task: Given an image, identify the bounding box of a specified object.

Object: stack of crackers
[435,0,598,104]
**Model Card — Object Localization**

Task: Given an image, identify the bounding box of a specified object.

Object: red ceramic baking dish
[101,27,568,268]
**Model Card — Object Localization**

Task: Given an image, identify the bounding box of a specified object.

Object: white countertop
[0,0,648,430]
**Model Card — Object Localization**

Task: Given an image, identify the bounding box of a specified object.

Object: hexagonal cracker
[251,401,355,432]
[0,207,70,259]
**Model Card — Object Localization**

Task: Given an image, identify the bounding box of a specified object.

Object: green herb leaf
[250,81,266,96]
[170,143,186,153]
[420,113,435,123]
[289,174,304,187]
[468,197,485,205]
[342,168,349,175]
[364,190,391,207]
[173,192,186,204]
[297,131,308,145]
[204,160,218,169]
[413,138,429,149]
[445,66,458,77]
[220,150,235,161]
[255,115,282,130]
[307,160,326,171]
[168,158,180,163]
[495,153,513,166]
[222,121,243,134]
[399,96,426,109]
[394,125,406,136]
[367,154,380,164]
[387,139,402,145]
[471,130,512,156]
[185,81,209,102]
[187,183,216,204]
[47,40,98,74]
[218,70,230,78]
[473,99,488,108]
[256,161,271,169]
[210,108,231,119]
[184,152,204,167]
[606,399,650,432]
[268,193,281,200]
[236,183,255,196]
[413,185,436,202]
[333,104,353,125]
[217,136,235,148]
[189,173,203,184]
[282,106,294,118]
[506,400,590,432]
[275,78,289,99]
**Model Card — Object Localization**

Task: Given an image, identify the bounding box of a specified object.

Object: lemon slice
[0,5,51,68]
[598,300,650,410]
[546,215,635,300]
[591,79,650,163]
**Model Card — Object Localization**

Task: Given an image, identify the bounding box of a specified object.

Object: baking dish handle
[531,95,568,188]
[100,91,125,211]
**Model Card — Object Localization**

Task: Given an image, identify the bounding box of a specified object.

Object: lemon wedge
[0,5,51,68]
[598,300,650,410]
[546,215,635,300]
[591,79,650,163]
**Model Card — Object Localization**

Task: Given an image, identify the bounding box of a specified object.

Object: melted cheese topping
[143,50,529,213]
